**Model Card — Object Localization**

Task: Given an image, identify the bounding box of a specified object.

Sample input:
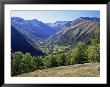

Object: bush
[11,51,24,76]
[21,53,33,72]
[73,42,88,64]
[43,55,51,68]
[59,53,67,66]
[11,52,44,76]
[85,44,100,62]
[43,55,59,68]
[33,56,44,70]
[66,50,76,65]
[11,37,100,76]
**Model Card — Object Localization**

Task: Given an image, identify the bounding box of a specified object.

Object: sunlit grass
[16,62,100,77]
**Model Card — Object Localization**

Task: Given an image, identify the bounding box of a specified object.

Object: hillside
[11,17,100,54]
[47,17,100,46]
[16,62,100,77]
[11,17,56,42]
[42,17,100,54]
[11,17,100,76]
[11,26,46,56]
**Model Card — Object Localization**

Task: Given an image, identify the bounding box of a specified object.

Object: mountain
[46,21,72,32]
[11,17,100,55]
[11,17,56,42]
[11,26,46,56]
[47,17,100,46]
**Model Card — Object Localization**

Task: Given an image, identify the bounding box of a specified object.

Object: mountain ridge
[46,17,100,47]
[11,17,100,55]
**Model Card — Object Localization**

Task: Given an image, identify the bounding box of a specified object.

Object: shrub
[21,53,33,72]
[73,42,88,64]
[43,55,51,68]
[85,44,100,62]
[11,52,44,76]
[33,56,44,70]
[50,55,59,67]
[58,53,68,66]
[66,50,76,65]
[11,38,100,76]
[11,51,24,76]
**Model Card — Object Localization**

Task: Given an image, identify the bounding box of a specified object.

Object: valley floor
[16,62,100,77]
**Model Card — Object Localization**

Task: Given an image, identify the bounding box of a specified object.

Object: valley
[11,17,100,76]
[11,17,99,55]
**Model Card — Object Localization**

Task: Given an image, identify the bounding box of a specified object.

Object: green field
[16,62,100,77]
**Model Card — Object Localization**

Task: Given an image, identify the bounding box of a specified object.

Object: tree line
[11,34,99,76]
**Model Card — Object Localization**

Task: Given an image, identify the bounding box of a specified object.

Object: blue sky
[11,10,100,23]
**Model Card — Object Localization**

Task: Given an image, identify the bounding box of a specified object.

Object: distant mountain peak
[79,17,100,21]
[11,17,24,22]
[31,19,40,23]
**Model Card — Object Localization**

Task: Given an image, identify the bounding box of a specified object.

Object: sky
[11,10,100,23]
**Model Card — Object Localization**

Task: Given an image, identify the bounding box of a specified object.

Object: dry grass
[16,62,100,77]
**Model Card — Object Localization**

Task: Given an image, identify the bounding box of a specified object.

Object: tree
[21,53,33,72]
[11,51,24,76]
[85,43,100,62]
[59,53,67,66]
[73,42,88,64]
[33,56,44,70]
[66,50,75,65]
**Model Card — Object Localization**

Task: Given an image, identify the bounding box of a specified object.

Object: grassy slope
[16,62,100,77]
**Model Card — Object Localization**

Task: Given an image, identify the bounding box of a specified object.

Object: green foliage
[85,43,100,62]
[85,32,100,62]
[58,53,67,66]
[11,52,44,76]
[33,56,44,70]
[22,53,33,72]
[11,51,24,76]
[73,42,88,64]
[11,33,100,76]
[43,55,59,68]
[49,56,59,67]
